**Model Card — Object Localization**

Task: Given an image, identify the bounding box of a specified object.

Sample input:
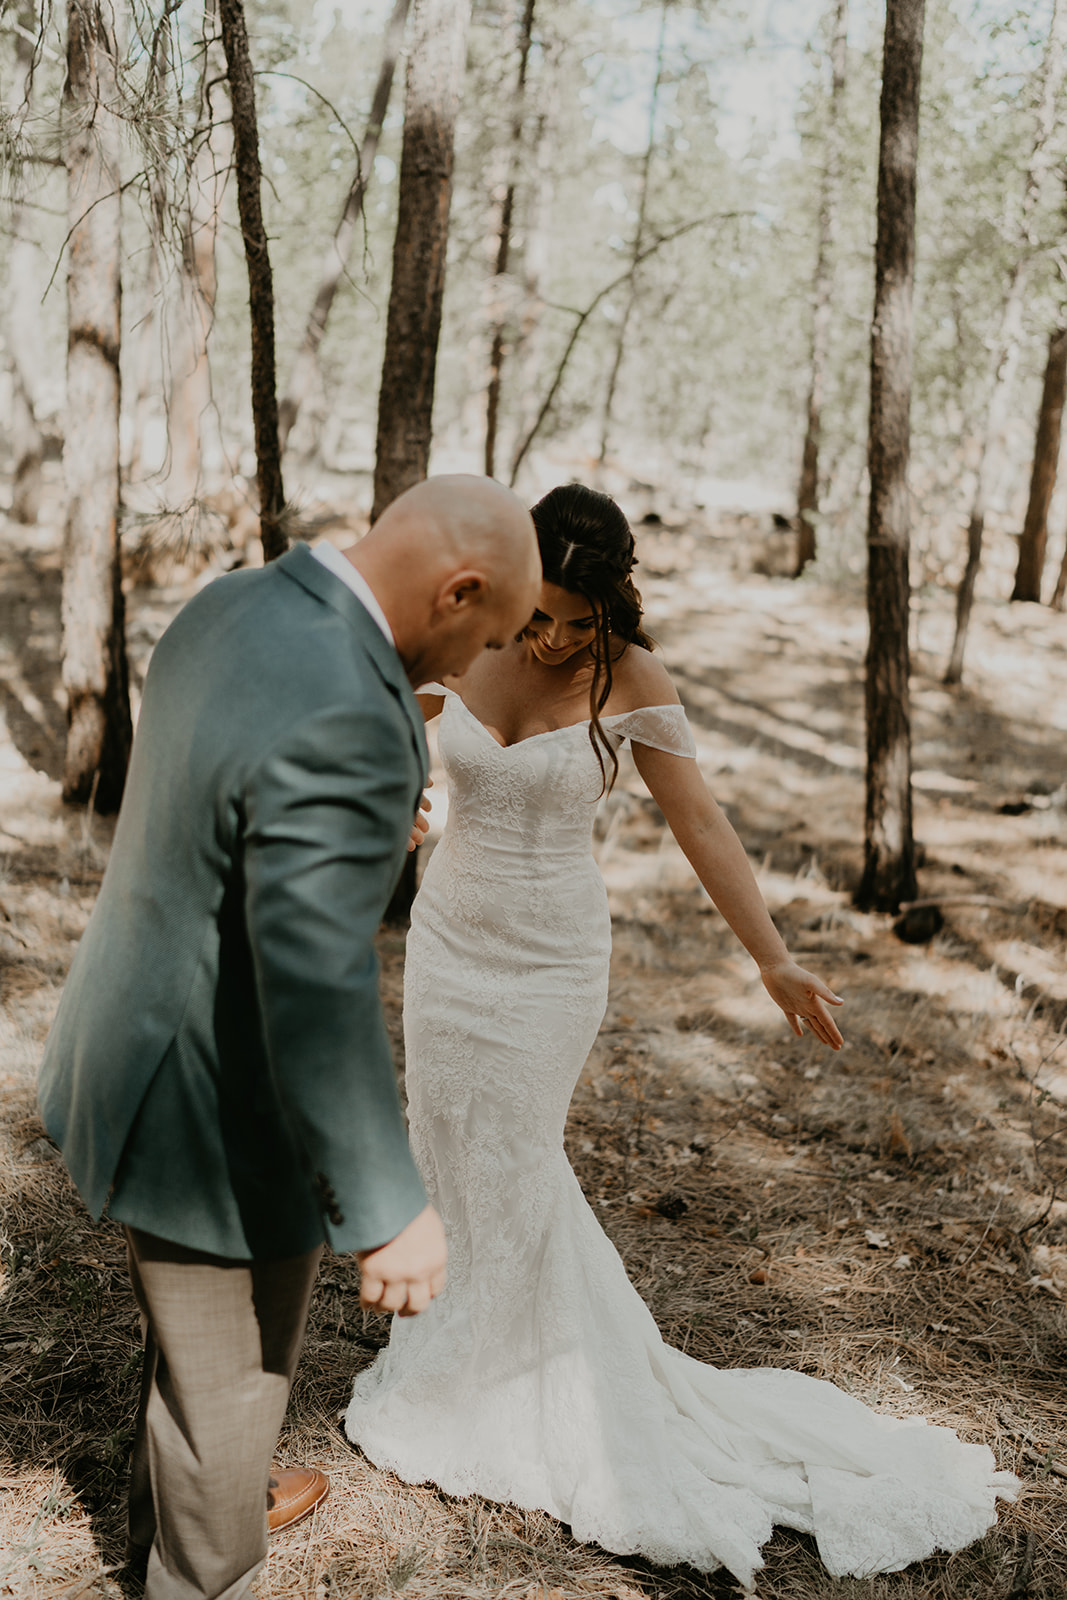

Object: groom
[38,476,540,1600]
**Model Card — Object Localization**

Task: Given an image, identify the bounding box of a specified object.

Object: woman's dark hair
[528,483,654,795]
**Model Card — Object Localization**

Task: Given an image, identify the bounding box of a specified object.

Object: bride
[345,484,1017,1586]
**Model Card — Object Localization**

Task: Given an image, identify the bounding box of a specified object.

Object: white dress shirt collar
[310,540,394,646]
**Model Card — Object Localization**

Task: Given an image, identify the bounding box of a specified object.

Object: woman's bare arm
[631,741,844,1050]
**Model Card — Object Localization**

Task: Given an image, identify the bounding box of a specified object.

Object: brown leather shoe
[267,1467,329,1533]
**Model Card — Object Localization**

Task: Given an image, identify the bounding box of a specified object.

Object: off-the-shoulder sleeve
[603,704,696,758]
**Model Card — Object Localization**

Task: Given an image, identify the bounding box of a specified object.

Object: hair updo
[528,483,654,794]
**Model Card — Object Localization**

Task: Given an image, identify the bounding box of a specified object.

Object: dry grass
[3,511,1067,1598]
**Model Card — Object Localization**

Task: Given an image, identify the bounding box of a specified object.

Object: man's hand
[759,961,845,1050]
[406,782,433,852]
[357,1203,447,1316]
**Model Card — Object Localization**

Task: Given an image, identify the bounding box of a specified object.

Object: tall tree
[372,0,471,522]
[856,0,925,914]
[277,0,411,455]
[159,14,229,511]
[218,0,286,560]
[484,0,536,479]
[1011,323,1067,602]
[8,2,46,525]
[596,0,669,470]
[945,0,1067,680]
[1051,530,1067,608]
[62,0,132,811]
[794,0,849,576]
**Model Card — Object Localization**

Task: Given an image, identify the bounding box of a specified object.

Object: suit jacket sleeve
[242,699,428,1253]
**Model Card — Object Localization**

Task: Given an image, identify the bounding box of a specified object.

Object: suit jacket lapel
[277,543,429,782]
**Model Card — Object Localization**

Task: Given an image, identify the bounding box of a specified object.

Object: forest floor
[1,489,1067,1600]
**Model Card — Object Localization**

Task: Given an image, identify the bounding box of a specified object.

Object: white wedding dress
[345,687,1017,1586]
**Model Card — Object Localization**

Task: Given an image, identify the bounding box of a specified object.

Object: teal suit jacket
[38,544,430,1259]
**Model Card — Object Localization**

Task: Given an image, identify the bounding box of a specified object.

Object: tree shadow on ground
[0,538,66,782]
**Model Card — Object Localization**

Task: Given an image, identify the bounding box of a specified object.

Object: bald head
[346,475,540,684]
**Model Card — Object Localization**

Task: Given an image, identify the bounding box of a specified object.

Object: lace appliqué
[344,689,1018,1587]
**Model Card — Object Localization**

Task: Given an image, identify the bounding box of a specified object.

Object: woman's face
[525,581,597,666]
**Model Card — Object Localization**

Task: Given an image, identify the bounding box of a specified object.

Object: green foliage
[4,0,1067,590]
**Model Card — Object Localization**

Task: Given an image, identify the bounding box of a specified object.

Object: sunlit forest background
[6,0,1067,587]
[2,2,1067,1598]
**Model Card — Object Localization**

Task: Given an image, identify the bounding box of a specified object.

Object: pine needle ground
[2,513,1066,1600]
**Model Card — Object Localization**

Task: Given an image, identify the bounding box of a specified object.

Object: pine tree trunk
[278,0,411,455]
[8,3,45,524]
[218,0,286,560]
[596,0,668,470]
[160,55,229,509]
[372,0,471,522]
[509,60,558,483]
[484,0,536,479]
[855,0,925,915]
[62,0,132,812]
[1051,537,1067,608]
[128,242,161,484]
[944,268,1025,682]
[946,0,1067,679]
[794,0,848,576]
[1011,324,1067,602]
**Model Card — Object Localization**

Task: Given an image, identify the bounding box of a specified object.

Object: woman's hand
[759,961,844,1050]
[407,781,433,852]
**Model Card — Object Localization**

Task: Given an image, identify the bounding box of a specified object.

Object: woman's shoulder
[607,642,680,714]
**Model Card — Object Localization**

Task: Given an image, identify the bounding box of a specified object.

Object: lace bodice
[425,686,694,865]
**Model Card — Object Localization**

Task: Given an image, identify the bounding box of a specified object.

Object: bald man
[37,476,540,1600]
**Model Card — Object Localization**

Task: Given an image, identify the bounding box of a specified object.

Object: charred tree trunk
[1011,324,1067,602]
[8,2,45,523]
[855,0,925,915]
[597,0,668,470]
[372,0,471,522]
[278,0,411,455]
[218,0,286,560]
[795,0,848,576]
[62,0,132,812]
[484,0,536,479]
[375,0,470,921]
[946,0,1067,680]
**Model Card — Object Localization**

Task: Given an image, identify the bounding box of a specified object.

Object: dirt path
[1,507,1066,1599]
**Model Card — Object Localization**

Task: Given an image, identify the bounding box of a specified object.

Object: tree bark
[1052,534,1067,608]
[8,2,45,523]
[794,0,848,576]
[945,0,1067,680]
[160,61,229,509]
[855,0,925,915]
[596,0,669,470]
[484,0,536,479]
[277,0,411,455]
[372,0,471,522]
[218,0,286,560]
[62,0,132,812]
[1011,324,1067,602]
[509,48,558,482]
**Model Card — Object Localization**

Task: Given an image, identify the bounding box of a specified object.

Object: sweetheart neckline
[448,691,675,751]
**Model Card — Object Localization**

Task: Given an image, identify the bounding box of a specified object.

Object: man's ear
[435,569,487,616]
